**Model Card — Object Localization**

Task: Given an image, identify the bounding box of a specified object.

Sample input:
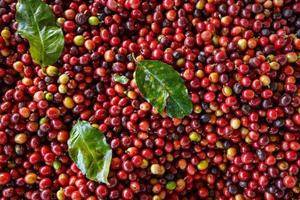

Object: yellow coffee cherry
[260,75,271,86]
[189,131,201,142]
[230,118,241,129]
[58,74,70,84]
[1,29,11,39]
[63,97,75,109]
[222,86,232,97]
[58,84,67,94]
[197,159,209,170]
[227,147,237,158]
[46,66,58,77]
[73,35,85,46]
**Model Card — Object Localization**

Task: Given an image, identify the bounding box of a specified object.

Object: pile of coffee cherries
[0,0,300,199]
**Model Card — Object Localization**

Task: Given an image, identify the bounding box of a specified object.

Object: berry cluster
[0,0,300,199]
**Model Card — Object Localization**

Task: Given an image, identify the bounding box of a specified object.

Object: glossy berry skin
[0,173,10,185]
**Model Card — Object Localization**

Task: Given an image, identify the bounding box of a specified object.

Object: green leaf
[68,121,112,184]
[112,74,129,84]
[16,0,64,67]
[134,60,193,118]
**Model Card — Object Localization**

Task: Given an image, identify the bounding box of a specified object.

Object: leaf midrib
[27,1,45,65]
[69,121,112,184]
[74,124,100,174]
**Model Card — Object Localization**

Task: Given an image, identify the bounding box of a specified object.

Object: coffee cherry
[24,173,37,184]
[1,0,300,199]
[46,66,59,77]
[88,16,100,26]
[0,173,10,185]
[197,159,209,170]
[73,35,85,46]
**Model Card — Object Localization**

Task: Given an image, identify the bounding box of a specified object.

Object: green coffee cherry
[88,16,100,26]
[166,181,176,190]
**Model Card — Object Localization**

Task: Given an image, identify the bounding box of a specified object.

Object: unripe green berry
[166,181,176,190]
[189,131,201,142]
[88,16,100,26]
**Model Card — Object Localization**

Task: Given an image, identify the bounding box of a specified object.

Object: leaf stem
[131,53,138,63]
